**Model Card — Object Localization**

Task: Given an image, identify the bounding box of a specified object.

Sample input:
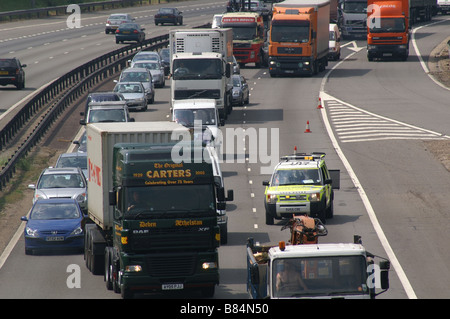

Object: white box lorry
[169,28,234,120]
[247,236,390,299]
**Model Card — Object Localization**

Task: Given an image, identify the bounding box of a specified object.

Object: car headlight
[76,193,87,203]
[309,193,321,202]
[71,226,83,236]
[266,194,277,204]
[26,227,39,237]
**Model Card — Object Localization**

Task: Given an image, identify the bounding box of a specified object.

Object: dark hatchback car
[0,58,26,89]
[115,23,145,44]
[154,8,183,25]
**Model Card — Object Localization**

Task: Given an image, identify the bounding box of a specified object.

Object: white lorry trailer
[169,28,234,120]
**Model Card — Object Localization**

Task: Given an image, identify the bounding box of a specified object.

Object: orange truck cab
[221,11,266,67]
[268,0,330,76]
[367,0,411,61]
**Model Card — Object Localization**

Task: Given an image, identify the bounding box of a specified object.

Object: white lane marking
[319,47,418,299]
[411,19,450,91]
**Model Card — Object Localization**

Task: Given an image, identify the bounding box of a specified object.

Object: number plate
[0,71,8,75]
[46,236,64,241]
[383,53,393,57]
[162,283,184,290]
[286,207,302,212]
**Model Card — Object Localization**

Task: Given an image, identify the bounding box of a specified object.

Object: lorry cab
[328,23,341,60]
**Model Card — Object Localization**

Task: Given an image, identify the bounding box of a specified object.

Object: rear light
[115,29,119,33]
[133,30,139,33]
[107,20,110,24]
[16,69,19,74]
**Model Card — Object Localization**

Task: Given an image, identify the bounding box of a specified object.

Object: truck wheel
[105,247,113,290]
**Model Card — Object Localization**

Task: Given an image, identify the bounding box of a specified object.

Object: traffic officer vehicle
[263,151,340,225]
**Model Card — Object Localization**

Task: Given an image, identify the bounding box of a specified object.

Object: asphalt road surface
[0,1,449,300]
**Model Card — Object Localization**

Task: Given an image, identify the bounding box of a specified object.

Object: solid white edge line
[320,48,418,299]
[411,18,450,92]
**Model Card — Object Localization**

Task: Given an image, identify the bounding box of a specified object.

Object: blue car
[21,198,85,255]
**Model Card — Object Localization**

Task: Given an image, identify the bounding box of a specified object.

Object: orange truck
[366,0,437,61]
[268,0,330,77]
[366,0,410,61]
[221,11,266,67]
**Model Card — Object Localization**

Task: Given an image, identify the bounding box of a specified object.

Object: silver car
[28,167,88,211]
[105,13,135,34]
[113,81,148,111]
[130,51,161,64]
[130,60,165,88]
[118,67,155,104]
[55,152,88,179]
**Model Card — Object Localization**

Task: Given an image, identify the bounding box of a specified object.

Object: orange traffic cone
[317,97,323,109]
[304,121,311,133]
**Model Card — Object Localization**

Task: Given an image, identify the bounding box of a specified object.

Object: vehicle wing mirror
[225,63,231,78]
[262,180,269,186]
[226,189,234,201]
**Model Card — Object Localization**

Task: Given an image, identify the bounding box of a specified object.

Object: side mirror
[262,180,270,186]
[80,119,86,125]
[226,189,234,201]
[225,63,231,78]
[129,118,135,122]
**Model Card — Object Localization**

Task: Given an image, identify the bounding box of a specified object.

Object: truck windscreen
[369,18,406,33]
[271,24,310,43]
[272,256,367,298]
[124,185,216,217]
[172,59,222,80]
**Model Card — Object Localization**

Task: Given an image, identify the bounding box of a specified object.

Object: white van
[328,23,341,61]
[171,99,223,151]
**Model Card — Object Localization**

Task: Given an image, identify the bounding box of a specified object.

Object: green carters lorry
[83,122,232,298]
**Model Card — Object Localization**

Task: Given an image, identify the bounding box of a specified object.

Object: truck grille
[146,254,197,277]
[277,47,302,54]
[234,42,251,49]
[131,228,212,250]
[372,37,403,44]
